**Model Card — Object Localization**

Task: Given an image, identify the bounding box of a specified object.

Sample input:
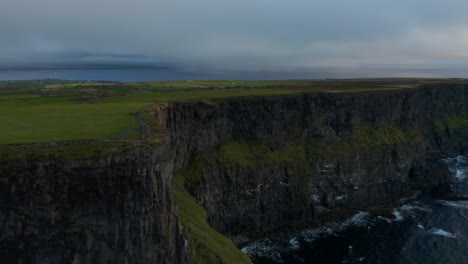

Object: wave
[436,200,468,210]
[429,228,457,238]
[377,216,393,223]
[244,154,468,263]
[392,209,404,221]
[443,154,468,181]
[241,212,372,258]
[391,202,433,222]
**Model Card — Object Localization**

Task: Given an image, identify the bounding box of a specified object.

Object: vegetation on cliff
[217,126,424,168]
[173,172,252,264]
[435,115,468,131]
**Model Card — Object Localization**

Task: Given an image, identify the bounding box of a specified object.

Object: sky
[2,0,468,77]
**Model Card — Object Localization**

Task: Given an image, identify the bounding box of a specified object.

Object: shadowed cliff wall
[166,84,467,239]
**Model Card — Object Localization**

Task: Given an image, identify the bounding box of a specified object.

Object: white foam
[444,155,468,181]
[391,202,433,222]
[392,209,404,221]
[377,216,392,223]
[300,212,371,243]
[348,211,371,224]
[436,200,468,210]
[242,211,372,258]
[241,241,283,259]
[455,167,468,181]
[400,203,432,213]
[417,224,424,229]
[429,228,457,238]
[289,237,299,250]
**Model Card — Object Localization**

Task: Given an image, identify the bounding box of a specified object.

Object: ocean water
[0,68,454,82]
[0,69,330,82]
[0,69,222,82]
[242,155,468,264]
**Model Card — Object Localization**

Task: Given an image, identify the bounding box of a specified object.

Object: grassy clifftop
[0,78,464,145]
[0,82,299,144]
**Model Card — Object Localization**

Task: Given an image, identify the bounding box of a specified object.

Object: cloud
[2,0,468,74]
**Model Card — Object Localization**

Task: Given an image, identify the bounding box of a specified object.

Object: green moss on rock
[173,173,252,264]
[217,125,423,168]
[217,140,306,167]
[435,115,468,131]
[182,154,205,191]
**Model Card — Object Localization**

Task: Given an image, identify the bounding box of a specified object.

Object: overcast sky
[2,0,468,75]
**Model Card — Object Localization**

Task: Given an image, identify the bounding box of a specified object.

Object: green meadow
[0,99,146,143]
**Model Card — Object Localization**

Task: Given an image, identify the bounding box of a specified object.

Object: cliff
[0,84,466,263]
[0,145,185,264]
[166,84,467,246]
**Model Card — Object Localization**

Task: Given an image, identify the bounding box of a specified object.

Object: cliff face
[0,145,185,264]
[0,84,466,264]
[165,84,467,239]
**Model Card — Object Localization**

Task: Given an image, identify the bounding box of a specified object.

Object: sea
[0,68,450,82]
[242,155,468,264]
[0,69,330,82]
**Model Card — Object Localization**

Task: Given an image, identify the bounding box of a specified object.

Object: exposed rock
[165,84,467,240]
[0,146,185,264]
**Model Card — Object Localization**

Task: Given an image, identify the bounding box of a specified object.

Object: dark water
[1,68,460,82]
[243,155,468,264]
[0,69,333,82]
[0,69,220,82]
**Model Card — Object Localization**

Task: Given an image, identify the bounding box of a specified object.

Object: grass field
[0,78,461,145]
[0,100,145,143]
